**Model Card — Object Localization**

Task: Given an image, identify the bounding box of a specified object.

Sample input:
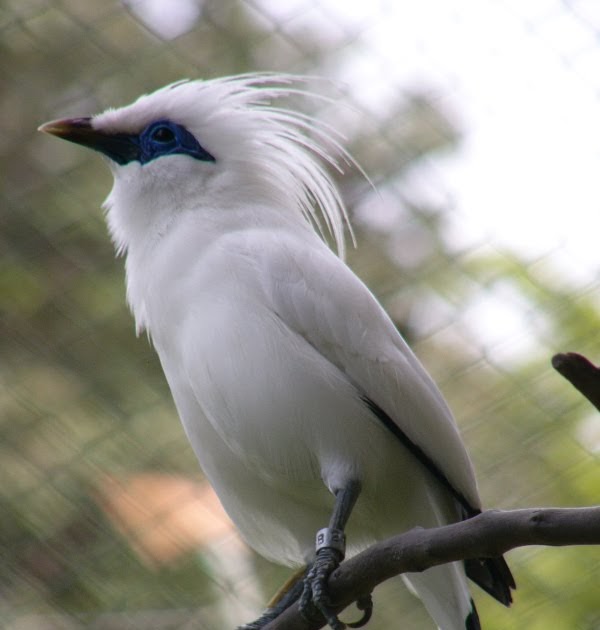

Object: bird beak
[38,116,95,141]
[38,117,140,165]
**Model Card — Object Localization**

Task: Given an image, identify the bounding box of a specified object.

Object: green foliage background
[1,1,599,628]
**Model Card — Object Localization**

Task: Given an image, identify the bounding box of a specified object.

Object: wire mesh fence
[2,0,600,628]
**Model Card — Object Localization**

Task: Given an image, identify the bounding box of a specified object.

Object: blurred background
[2,0,600,628]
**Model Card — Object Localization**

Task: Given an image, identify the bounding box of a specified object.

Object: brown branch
[552,352,600,411]
[264,506,600,630]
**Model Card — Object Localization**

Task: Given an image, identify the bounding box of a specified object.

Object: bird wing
[258,233,481,512]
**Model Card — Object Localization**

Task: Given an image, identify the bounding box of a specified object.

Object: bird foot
[299,546,346,629]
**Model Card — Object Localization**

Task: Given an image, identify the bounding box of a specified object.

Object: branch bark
[263,507,600,629]
[552,352,600,411]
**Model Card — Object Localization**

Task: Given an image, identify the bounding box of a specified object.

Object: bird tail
[464,555,515,607]
[402,561,480,630]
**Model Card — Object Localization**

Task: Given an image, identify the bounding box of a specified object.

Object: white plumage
[40,73,513,629]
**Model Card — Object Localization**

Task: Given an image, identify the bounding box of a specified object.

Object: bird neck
[118,199,315,336]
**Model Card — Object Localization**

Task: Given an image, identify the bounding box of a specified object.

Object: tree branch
[264,506,600,630]
[552,352,600,412]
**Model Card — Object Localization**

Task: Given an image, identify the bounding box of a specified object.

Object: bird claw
[347,593,373,628]
[300,547,346,629]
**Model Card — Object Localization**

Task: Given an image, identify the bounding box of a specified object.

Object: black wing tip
[360,395,518,609]
[465,555,516,607]
[360,395,477,515]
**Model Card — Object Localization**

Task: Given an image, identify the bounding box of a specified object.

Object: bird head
[39,73,353,256]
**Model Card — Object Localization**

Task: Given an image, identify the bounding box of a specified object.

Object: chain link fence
[2,0,600,628]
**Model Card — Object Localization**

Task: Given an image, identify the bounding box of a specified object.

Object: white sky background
[315,0,600,279]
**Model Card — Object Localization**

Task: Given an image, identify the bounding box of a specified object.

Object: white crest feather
[95,72,361,257]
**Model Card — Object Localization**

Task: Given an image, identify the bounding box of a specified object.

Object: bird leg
[299,479,370,630]
[239,480,371,630]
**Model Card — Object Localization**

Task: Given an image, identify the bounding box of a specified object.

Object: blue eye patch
[53,118,216,166]
[136,119,215,165]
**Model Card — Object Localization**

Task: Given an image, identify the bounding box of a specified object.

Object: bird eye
[151,125,176,144]
[137,120,215,164]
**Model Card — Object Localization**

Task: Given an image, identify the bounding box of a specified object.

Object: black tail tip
[464,555,515,607]
[466,600,481,630]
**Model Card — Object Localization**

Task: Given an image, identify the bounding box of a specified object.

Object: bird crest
[94,73,359,257]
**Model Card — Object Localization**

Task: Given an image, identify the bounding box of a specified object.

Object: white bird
[40,73,514,630]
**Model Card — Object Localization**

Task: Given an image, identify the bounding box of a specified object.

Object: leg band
[316,527,346,556]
